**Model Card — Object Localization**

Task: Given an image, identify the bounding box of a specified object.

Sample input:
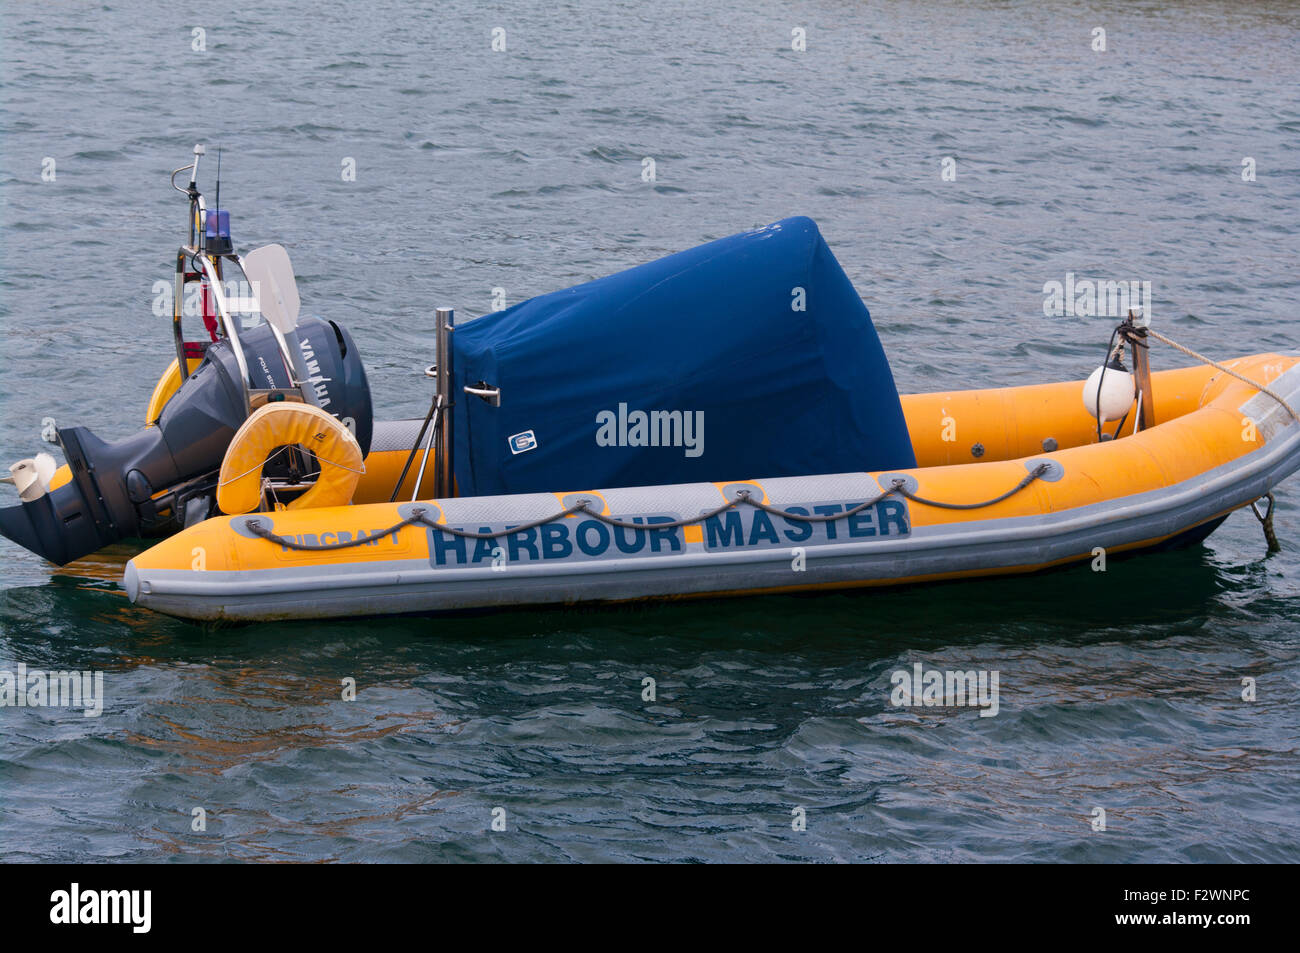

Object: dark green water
[2,0,1298,861]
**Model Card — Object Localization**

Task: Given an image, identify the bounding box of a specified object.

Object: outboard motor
[0,316,372,565]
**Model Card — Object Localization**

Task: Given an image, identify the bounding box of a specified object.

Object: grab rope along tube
[244,464,1052,552]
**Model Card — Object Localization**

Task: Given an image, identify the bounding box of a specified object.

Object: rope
[244,464,1051,551]
[1145,328,1300,423]
[894,465,1047,510]
[217,443,367,487]
[1251,492,1280,553]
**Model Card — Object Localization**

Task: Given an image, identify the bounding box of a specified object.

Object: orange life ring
[216,403,363,515]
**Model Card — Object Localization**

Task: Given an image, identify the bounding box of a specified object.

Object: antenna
[215,146,221,213]
[189,143,204,190]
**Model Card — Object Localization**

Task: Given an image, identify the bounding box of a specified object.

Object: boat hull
[125,355,1300,622]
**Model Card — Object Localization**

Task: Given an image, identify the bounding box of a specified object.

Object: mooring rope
[244,464,1051,552]
[1145,328,1300,423]
[1251,492,1280,553]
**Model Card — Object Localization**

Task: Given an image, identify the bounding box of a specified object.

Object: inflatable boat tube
[125,355,1300,622]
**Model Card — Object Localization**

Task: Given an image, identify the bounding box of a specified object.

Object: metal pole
[173,249,189,376]
[434,307,455,498]
[1129,326,1155,432]
[411,394,442,502]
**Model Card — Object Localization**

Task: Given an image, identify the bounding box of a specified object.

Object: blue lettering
[877,499,909,536]
[813,504,842,539]
[431,529,467,565]
[540,523,573,559]
[614,518,647,554]
[507,526,539,561]
[847,505,876,538]
[647,516,682,553]
[748,510,780,546]
[576,520,610,556]
[781,506,813,542]
[471,531,497,564]
[705,510,744,548]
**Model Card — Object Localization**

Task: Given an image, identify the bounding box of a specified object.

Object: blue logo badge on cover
[508,430,538,454]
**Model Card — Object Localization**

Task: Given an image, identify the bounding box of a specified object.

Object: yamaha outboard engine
[0,316,372,565]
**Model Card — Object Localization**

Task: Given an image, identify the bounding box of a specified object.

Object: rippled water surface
[1,0,1298,862]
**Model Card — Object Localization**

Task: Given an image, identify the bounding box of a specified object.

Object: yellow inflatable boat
[2,149,1296,622]
[119,354,1300,621]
